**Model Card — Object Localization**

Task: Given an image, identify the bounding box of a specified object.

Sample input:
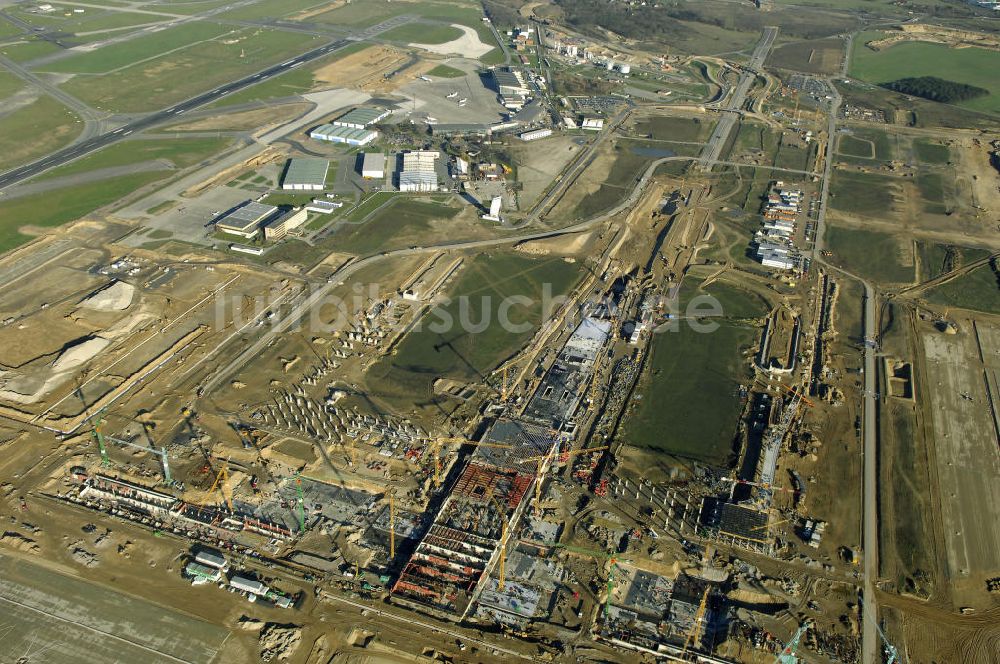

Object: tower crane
[544,542,628,616]
[519,446,609,515]
[90,408,110,468]
[294,473,306,533]
[489,494,508,591]
[104,434,173,484]
[389,490,396,559]
[681,587,710,656]
[773,622,810,663]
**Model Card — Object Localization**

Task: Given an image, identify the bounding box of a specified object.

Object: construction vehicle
[209,461,234,511]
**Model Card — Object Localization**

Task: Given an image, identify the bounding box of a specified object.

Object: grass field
[851,34,1000,115]
[926,262,1000,314]
[0,173,162,253]
[206,42,368,108]
[366,252,582,406]
[218,0,331,20]
[60,28,323,112]
[825,225,914,285]
[37,137,234,181]
[427,64,466,78]
[573,146,658,218]
[0,71,24,101]
[624,279,766,464]
[767,37,844,75]
[914,139,950,165]
[0,96,81,172]
[830,170,897,216]
[0,38,63,62]
[40,23,231,74]
[916,173,948,214]
[838,134,875,159]
[381,23,463,45]
[333,198,462,254]
[7,7,159,34]
[634,115,713,142]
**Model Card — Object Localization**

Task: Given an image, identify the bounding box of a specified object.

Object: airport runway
[0,15,414,191]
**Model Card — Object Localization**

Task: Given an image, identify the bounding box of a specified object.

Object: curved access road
[199,154,693,396]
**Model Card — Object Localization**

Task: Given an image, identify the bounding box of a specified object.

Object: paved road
[811,34,879,662]
[0,15,413,191]
[200,152,690,396]
[699,26,779,170]
[860,282,878,664]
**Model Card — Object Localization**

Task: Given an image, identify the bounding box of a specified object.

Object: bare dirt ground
[312,45,428,94]
[920,319,1000,604]
[508,135,584,210]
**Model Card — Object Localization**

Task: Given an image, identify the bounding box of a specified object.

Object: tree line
[881,76,989,104]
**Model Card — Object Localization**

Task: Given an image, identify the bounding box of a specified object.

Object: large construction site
[0,0,998,663]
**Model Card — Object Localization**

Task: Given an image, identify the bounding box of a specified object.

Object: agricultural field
[829,170,898,217]
[925,263,1000,314]
[851,34,1000,115]
[767,38,844,75]
[365,252,582,407]
[824,224,914,285]
[633,115,715,143]
[623,278,767,465]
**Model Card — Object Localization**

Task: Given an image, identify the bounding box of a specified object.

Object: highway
[0,15,413,191]
[699,26,778,170]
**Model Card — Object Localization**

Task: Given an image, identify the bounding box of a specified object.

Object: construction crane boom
[681,587,710,655]
[90,409,110,468]
[105,435,172,483]
[489,495,508,591]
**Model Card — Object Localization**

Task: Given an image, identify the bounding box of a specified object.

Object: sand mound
[79,280,135,311]
[51,336,110,373]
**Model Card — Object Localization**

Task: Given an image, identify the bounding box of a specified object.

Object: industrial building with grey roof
[281,158,329,191]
